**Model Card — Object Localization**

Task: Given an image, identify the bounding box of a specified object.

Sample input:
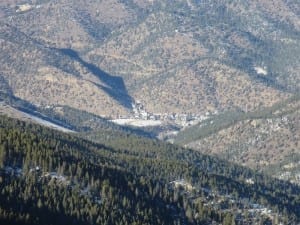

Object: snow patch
[111,119,162,127]
[16,4,33,12]
[254,66,268,75]
[22,112,75,133]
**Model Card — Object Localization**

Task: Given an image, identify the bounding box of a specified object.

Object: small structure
[245,178,255,185]
[16,4,33,13]
[170,179,194,192]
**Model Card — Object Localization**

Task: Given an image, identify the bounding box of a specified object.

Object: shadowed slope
[58,48,133,110]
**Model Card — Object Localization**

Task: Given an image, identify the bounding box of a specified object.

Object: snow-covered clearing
[0,103,75,133]
[111,119,162,127]
[254,66,268,75]
[22,112,75,133]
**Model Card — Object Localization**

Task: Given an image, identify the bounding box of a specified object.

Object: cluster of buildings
[124,100,216,127]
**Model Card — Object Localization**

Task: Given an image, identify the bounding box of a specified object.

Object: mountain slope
[88,0,299,114]
[0,23,133,116]
[0,0,299,118]
[0,0,137,50]
[174,95,300,183]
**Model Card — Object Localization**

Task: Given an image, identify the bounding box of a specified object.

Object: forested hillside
[0,116,299,224]
[175,94,300,183]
